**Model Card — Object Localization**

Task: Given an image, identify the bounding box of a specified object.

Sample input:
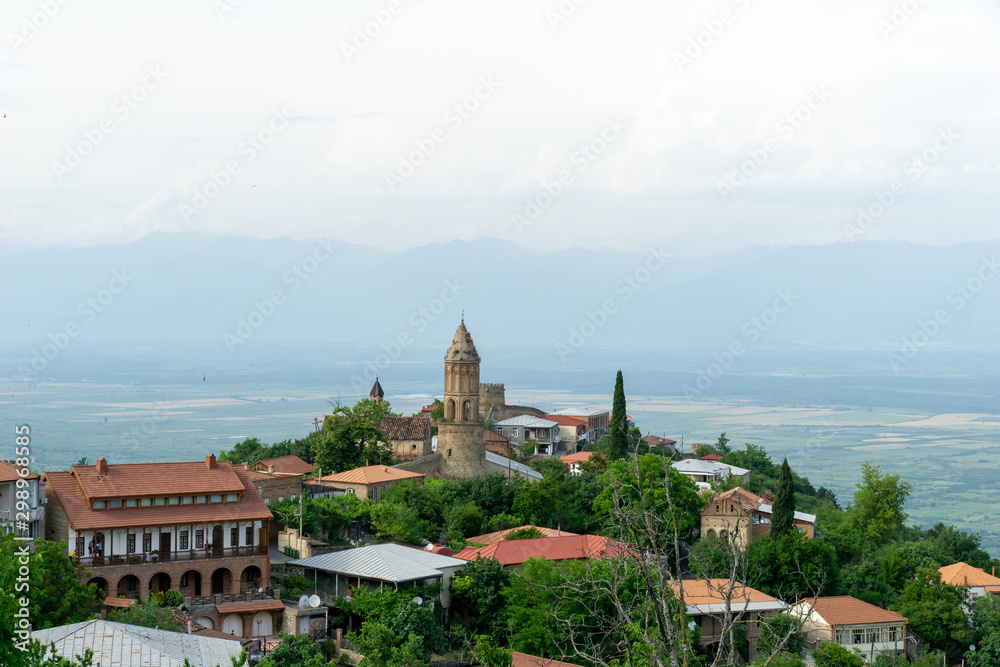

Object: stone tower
[438,320,486,478]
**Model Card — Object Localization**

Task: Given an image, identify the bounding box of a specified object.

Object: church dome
[445,320,480,362]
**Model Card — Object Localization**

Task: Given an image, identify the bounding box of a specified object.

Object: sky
[2,0,999,257]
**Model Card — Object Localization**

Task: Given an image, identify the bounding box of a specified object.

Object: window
[195,530,204,549]
[143,533,152,552]
[110,499,123,508]
[852,628,865,644]
[169,497,180,505]
[246,526,253,546]
[211,494,222,503]
[369,488,377,501]
[231,527,238,546]
[264,498,271,505]
[126,499,138,507]
[140,498,152,507]
[180,574,188,587]
[278,496,284,503]
[257,486,262,495]
[179,531,189,550]
[126,578,136,591]
[93,500,106,509]
[195,495,207,504]
[182,496,194,504]
[127,534,136,553]
[512,428,519,437]
[226,493,239,502]
[291,495,296,501]
[154,497,165,506]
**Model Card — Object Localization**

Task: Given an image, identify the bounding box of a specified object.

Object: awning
[216,600,286,614]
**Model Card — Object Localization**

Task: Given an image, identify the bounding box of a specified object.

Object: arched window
[445,399,456,421]
[462,400,471,422]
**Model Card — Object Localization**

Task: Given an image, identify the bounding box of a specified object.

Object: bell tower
[438,319,486,478]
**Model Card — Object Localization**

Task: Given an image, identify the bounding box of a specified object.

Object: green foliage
[850,463,913,542]
[344,588,447,665]
[106,598,180,632]
[716,432,732,456]
[273,575,313,598]
[723,443,837,515]
[688,534,736,580]
[472,634,513,667]
[752,654,806,667]
[756,613,805,658]
[608,370,629,460]
[272,493,374,543]
[369,501,433,545]
[451,557,511,641]
[482,512,522,534]
[443,501,484,546]
[312,399,395,474]
[771,458,795,537]
[257,632,325,667]
[218,435,314,466]
[892,568,970,653]
[150,588,184,608]
[812,642,864,667]
[506,527,545,540]
[967,594,1000,667]
[746,531,839,600]
[693,444,715,458]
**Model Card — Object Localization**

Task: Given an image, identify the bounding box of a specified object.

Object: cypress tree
[771,458,795,537]
[608,370,628,460]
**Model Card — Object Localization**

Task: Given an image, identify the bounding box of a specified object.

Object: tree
[257,632,325,667]
[218,437,268,464]
[966,594,1000,667]
[444,501,484,548]
[312,400,394,473]
[756,613,805,658]
[771,458,795,537]
[752,654,805,667]
[369,501,432,545]
[106,598,180,631]
[344,588,447,665]
[472,634,513,667]
[746,531,839,601]
[608,370,629,461]
[450,557,511,640]
[850,463,913,541]
[716,432,731,456]
[506,527,545,540]
[812,642,864,667]
[892,568,970,655]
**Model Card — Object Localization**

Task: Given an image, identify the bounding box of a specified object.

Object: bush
[506,527,544,541]
[151,589,184,608]
[273,575,313,598]
[812,642,864,667]
[753,654,806,667]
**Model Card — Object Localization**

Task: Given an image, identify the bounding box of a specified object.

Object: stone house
[379,416,433,461]
[319,465,425,502]
[700,486,816,547]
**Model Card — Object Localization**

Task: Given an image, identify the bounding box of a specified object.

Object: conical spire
[445,320,480,362]
[370,376,384,403]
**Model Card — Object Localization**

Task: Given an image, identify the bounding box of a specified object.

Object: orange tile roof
[72,460,246,500]
[643,435,677,446]
[103,597,137,608]
[544,414,588,427]
[0,461,38,483]
[671,579,780,606]
[711,487,762,510]
[321,465,424,486]
[484,430,509,443]
[466,525,578,547]
[513,652,583,667]
[938,562,1000,587]
[215,599,286,614]
[251,455,314,475]
[244,468,303,482]
[806,596,908,627]
[44,464,272,531]
[455,534,631,565]
[558,451,593,466]
[701,453,723,461]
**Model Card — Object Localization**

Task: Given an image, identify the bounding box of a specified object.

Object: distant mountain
[3,233,1000,360]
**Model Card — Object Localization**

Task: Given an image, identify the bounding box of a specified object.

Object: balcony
[76,544,267,567]
[0,507,44,523]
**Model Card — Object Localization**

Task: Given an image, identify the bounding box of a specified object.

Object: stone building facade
[438,321,487,479]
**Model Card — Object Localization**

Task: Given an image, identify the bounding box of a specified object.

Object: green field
[3,381,998,555]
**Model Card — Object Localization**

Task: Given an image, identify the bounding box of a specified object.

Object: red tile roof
[700,453,723,461]
[71,459,246,500]
[513,652,583,667]
[466,525,578,547]
[484,430,509,443]
[806,596,908,627]
[215,599,286,614]
[0,461,38,483]
[643,435,677,446]
[379,416,430,441]
[938,562,1000,587]
[103,597,137,608]
[43,463,272,531]
[250,455,314,476]
[711,487,763,510]
[455,534,631,565]
[558,451,593,466]
[321,465,424,486]
[671,579,780,606]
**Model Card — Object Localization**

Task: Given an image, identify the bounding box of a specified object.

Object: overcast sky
[1,0,998,256]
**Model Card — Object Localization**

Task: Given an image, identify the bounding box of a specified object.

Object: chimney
[243,462,249,470]
[96,458,108,475]
[267,465,274,474]
[206,453,216,469]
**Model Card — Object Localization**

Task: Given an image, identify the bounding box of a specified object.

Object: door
[159,531,170,560]
[222,614,244,637]
[94,533,105,563]
[298,616,310,635]
[252,611,274,636]
[212,525,223,557]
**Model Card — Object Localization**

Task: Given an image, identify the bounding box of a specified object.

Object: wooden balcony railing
[77,544,267,566]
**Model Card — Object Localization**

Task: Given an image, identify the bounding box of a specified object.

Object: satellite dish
[298,595,310,610]
[309,595,321,608]
[411,596,423,606]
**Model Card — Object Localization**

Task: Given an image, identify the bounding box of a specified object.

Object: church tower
[438,320,486,478]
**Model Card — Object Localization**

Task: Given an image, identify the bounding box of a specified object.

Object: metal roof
[495,415,559,428]
[672,459,750,477]
[288,543,468,583]
[31,619,245,667]
[485,450,543,479]
[757,502,817,524]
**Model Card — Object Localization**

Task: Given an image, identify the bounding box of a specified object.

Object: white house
[792,596,908,659]
[672,459,750,489]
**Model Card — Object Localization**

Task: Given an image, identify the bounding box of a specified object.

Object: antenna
[298,595,309,610]
[308,595,321,608]
[411,596,423,606]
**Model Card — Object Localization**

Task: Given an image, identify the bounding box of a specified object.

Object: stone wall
[490,404,547,421]
[438,423,486,479]
[393,453,444,478]
[44,491,69,546]
[479,383,506,419]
